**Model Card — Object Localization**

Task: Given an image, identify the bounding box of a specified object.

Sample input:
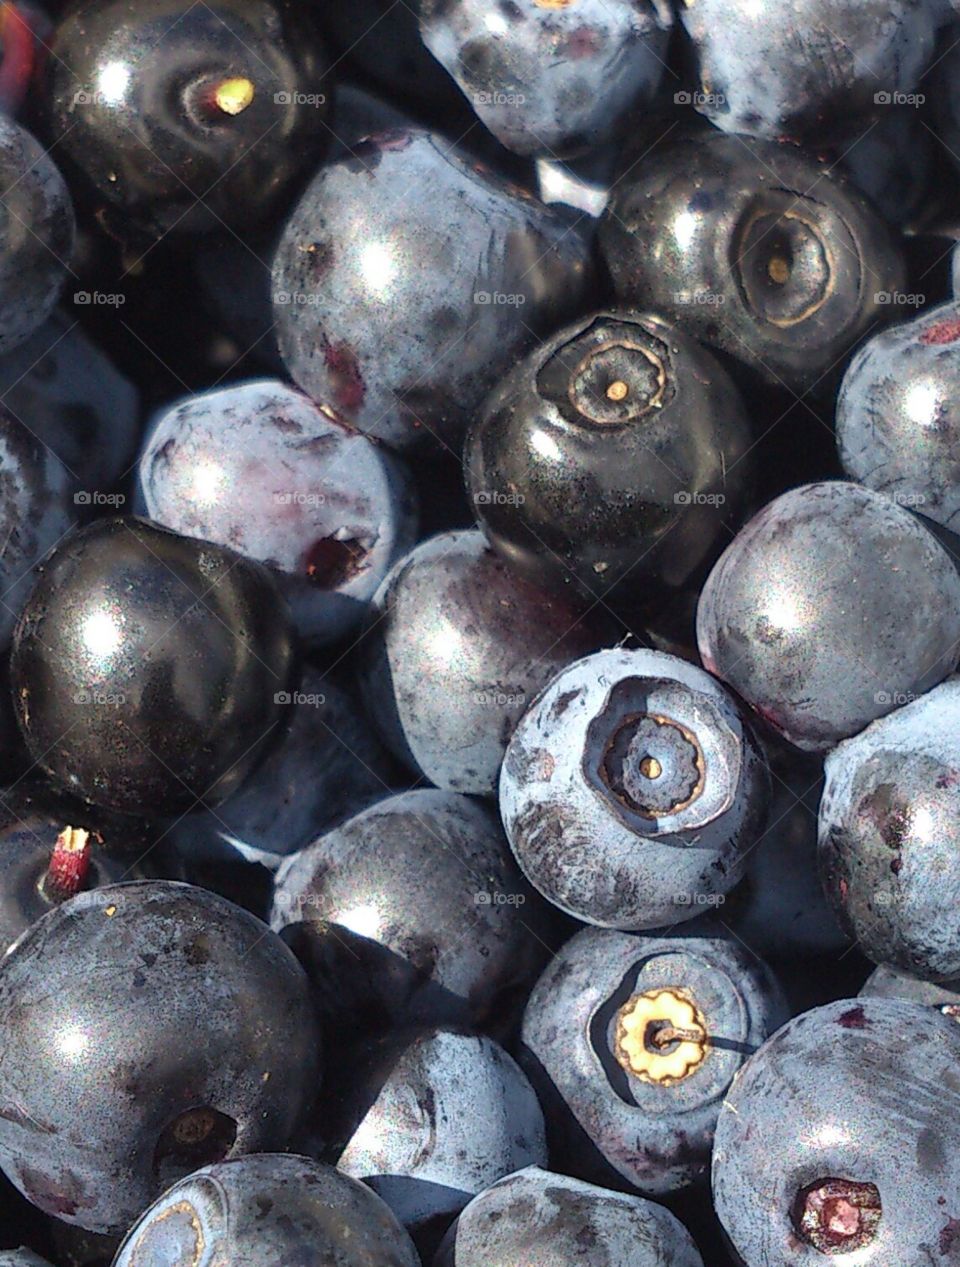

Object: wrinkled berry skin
[713,998,960,1267]
[418,0,673,158]
[697,482,960,752]
[599,132,905,391]
[836,301,960,530]
[819,679,960,982]
[679,0,936,142]
[520,924,786,1196]
[0,881,320,1234]
[272,130,595,451]
[271,789,553,1032]
[138,379,418,646]
[358,529,609,795]
[500,648,769,930]
[0,405,76,653]
[0,312,140,492]
[317,1028,547,1242]
[465,311,754,603]
[726,754,848,959]
[172,667,395,869]
[46,0,329,239]
[436,1166,705,1267]
[112,1154,419,1267]
[10,517,296,815]
[861,964,960,1014]
[0,117,73,354]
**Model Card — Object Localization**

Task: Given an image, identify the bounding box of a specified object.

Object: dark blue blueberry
[112,1153,419,1266]
[726,754,849,959]
[599,132,905,390]
[819,677,960,981]
[0,117,73,354]
[271,129,595,451]
[713,997,960,1265]
[434,1166,705,1267]
[0,404,75,651]
[9,516,296,814]
[137,379,418,646]
[832,108,933,228]
[271,789,553,1033]
[500,648,769,930]
[171,666,395,870]
[46,0,330,239]
[358,529,609,795]
[0,311,140,494]
[0,880,320,1233]
[464,311,755,603]
[315,1027,546,1246]
[837,300,960,529]
[418,0,674,158]
[520,923,786,1195]
[697,482,960,752]
[861,964,960,1017]
[679,0,936,141]
[0,1254,51,1266]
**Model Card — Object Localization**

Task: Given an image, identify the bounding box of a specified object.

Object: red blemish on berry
[565,25,602,58]
[792,1178,882,1254]
[374,130,414,152]
[890,855,902,875]
[0,4,37,115]
[940,1217,960,1255]
[304,537,368,588]
[838,877,848,902]
[920,319,960,346]
[321,340,366,413]
[837,1006,868,1030]
[44,827,92,902]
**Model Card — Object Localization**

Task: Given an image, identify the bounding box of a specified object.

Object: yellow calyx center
[606,380,629,402]
[768,255,790,285]
[214,77,255,116]
[615,989,708,1085]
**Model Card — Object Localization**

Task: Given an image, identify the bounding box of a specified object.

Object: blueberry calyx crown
[613,988,708,1085]
[792,1177,882,1255]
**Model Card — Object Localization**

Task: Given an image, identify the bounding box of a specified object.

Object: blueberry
[137,379,418,645]
[358,529,610,795]
[418,0,673,158]
[0,117,73,354]
[861,964,960,1017]
[520,923,786,1195]
[678,0,936,141]
[464,310,755,603]
[832,108,933,228]
[953,241,960,297]
[500,648,769,930]
[46,0,330,239]
[0,404,76,652]
[697,482,960,752]
[599,132,905,390]
[0,312,140,494]
[271,129,595,451]
[818,677,960,981]
[0,880,320,1233]
[112,1153,419,1267]
[9,516,296,814]
[435,1165,705,1267]
[0,1254,51,1267]
[316,1027,546,1247]
[171,667,395,870]
[726,753,849,959]
[271,788,553,1032]
[836,300,960,529]
[712,997,960,1266]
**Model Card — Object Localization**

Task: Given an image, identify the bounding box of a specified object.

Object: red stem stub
[44,826,92,902]
[792,1177,882,1254]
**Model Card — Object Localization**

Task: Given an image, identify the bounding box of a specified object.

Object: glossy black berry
[465,310,754,602]
[0,880,321,1233]
[10,516,296,815]
[599,132,905,390]
[46,0,330,238]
